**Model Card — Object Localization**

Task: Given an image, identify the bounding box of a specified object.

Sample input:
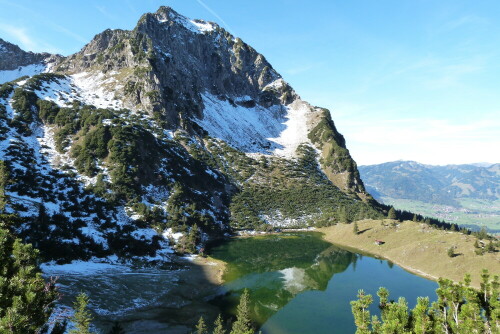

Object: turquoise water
[209,232,438,333]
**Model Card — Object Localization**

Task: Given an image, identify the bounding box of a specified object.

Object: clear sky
[0,0,499,165]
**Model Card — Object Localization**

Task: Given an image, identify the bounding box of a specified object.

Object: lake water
[47,232,438,333]
[208,232,438,333]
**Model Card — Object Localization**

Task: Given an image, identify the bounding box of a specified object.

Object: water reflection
[209,233,358,325]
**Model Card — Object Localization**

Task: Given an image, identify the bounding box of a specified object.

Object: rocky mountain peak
[0,38,58,71]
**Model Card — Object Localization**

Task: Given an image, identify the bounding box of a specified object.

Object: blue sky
[0,0,499,165]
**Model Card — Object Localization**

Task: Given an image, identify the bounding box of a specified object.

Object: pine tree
[353,221,359,235]
[231,289,254,334]
[487,240,495,253]
[213,314,226,334]
[50,320,68,334]
[350,290,373,334]
[195,316,208,334]
[412,297,431,334]
[69,293,94,334]
[351,271,500,333]
[338,207,348,223]
[447,246,455,257]
[108,322,125,334]
[0,160,8,212]
[0,222,58,333]
[387,207,396,220]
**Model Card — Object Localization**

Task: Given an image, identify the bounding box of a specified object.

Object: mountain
[0,38,61,83]
[359,161,500,230]
[0,6,382,264]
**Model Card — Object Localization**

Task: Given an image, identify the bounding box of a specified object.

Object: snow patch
[163,228,183,242]
[197,93,311,157]
[191,20,215,33]
[0,63,46,84]
[41,260,131,275]
[71,71,123,110]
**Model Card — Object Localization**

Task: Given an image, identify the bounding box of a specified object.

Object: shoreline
[188,255,227,285]
[320,234,441,283]
[188,221,499,290]
[318,219,499,289]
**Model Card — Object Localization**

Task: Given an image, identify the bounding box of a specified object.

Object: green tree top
[387,207,397,220]
[0,222,58,333]
[231,289,254,334]
[69,293,94,334]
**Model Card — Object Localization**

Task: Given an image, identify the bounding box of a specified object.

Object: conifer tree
[487,240,495,253]
[351,271,500,333]
[447,246,455,257]
[338,207,348,223]
[213,314,226,334]
[353,221,359,235]
[350,290,372,334]
[412,297,431,334]
[231,289,254,334]
[387,207,396,220]
[195,316,208,334]
[0,160,8,212]
[0,222,58,333]
[108,322,125,334]
[69,293,94,334]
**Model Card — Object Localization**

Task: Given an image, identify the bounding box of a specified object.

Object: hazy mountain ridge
[359,160,500,231]
[0,6,382,264]
[359,161,500,204]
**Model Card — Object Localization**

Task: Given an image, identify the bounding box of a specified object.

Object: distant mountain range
[359,161,500,231]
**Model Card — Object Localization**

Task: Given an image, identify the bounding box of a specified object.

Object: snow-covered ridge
[190,19,215,33]
[155,9,215,34]
[0,63,46,84]
[196,93,311,158]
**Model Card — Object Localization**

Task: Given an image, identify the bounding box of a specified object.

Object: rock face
[0,38,60,71]
[54,7,292,126]
[51,6,369,198]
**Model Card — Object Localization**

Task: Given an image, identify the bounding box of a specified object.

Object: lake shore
[188,255,227,285]
[318,219,500,289]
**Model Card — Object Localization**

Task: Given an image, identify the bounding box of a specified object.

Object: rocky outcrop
[0,38,61,71]
[53,6,295,128]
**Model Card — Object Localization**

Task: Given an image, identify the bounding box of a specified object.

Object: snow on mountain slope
[0,64,47,84]
[197,93,311,157]
[71,71,124,110]
[28,72,124,110]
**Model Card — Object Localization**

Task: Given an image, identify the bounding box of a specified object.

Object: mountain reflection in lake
[209,232,438,334]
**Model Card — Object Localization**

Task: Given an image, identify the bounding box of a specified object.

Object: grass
[318,219,500,289]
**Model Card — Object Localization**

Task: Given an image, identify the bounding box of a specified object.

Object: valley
[359,161,500,233]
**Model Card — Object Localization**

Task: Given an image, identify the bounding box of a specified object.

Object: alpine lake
[49,232,438,333]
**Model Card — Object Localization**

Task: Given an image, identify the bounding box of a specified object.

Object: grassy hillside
[319,219,499,289]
